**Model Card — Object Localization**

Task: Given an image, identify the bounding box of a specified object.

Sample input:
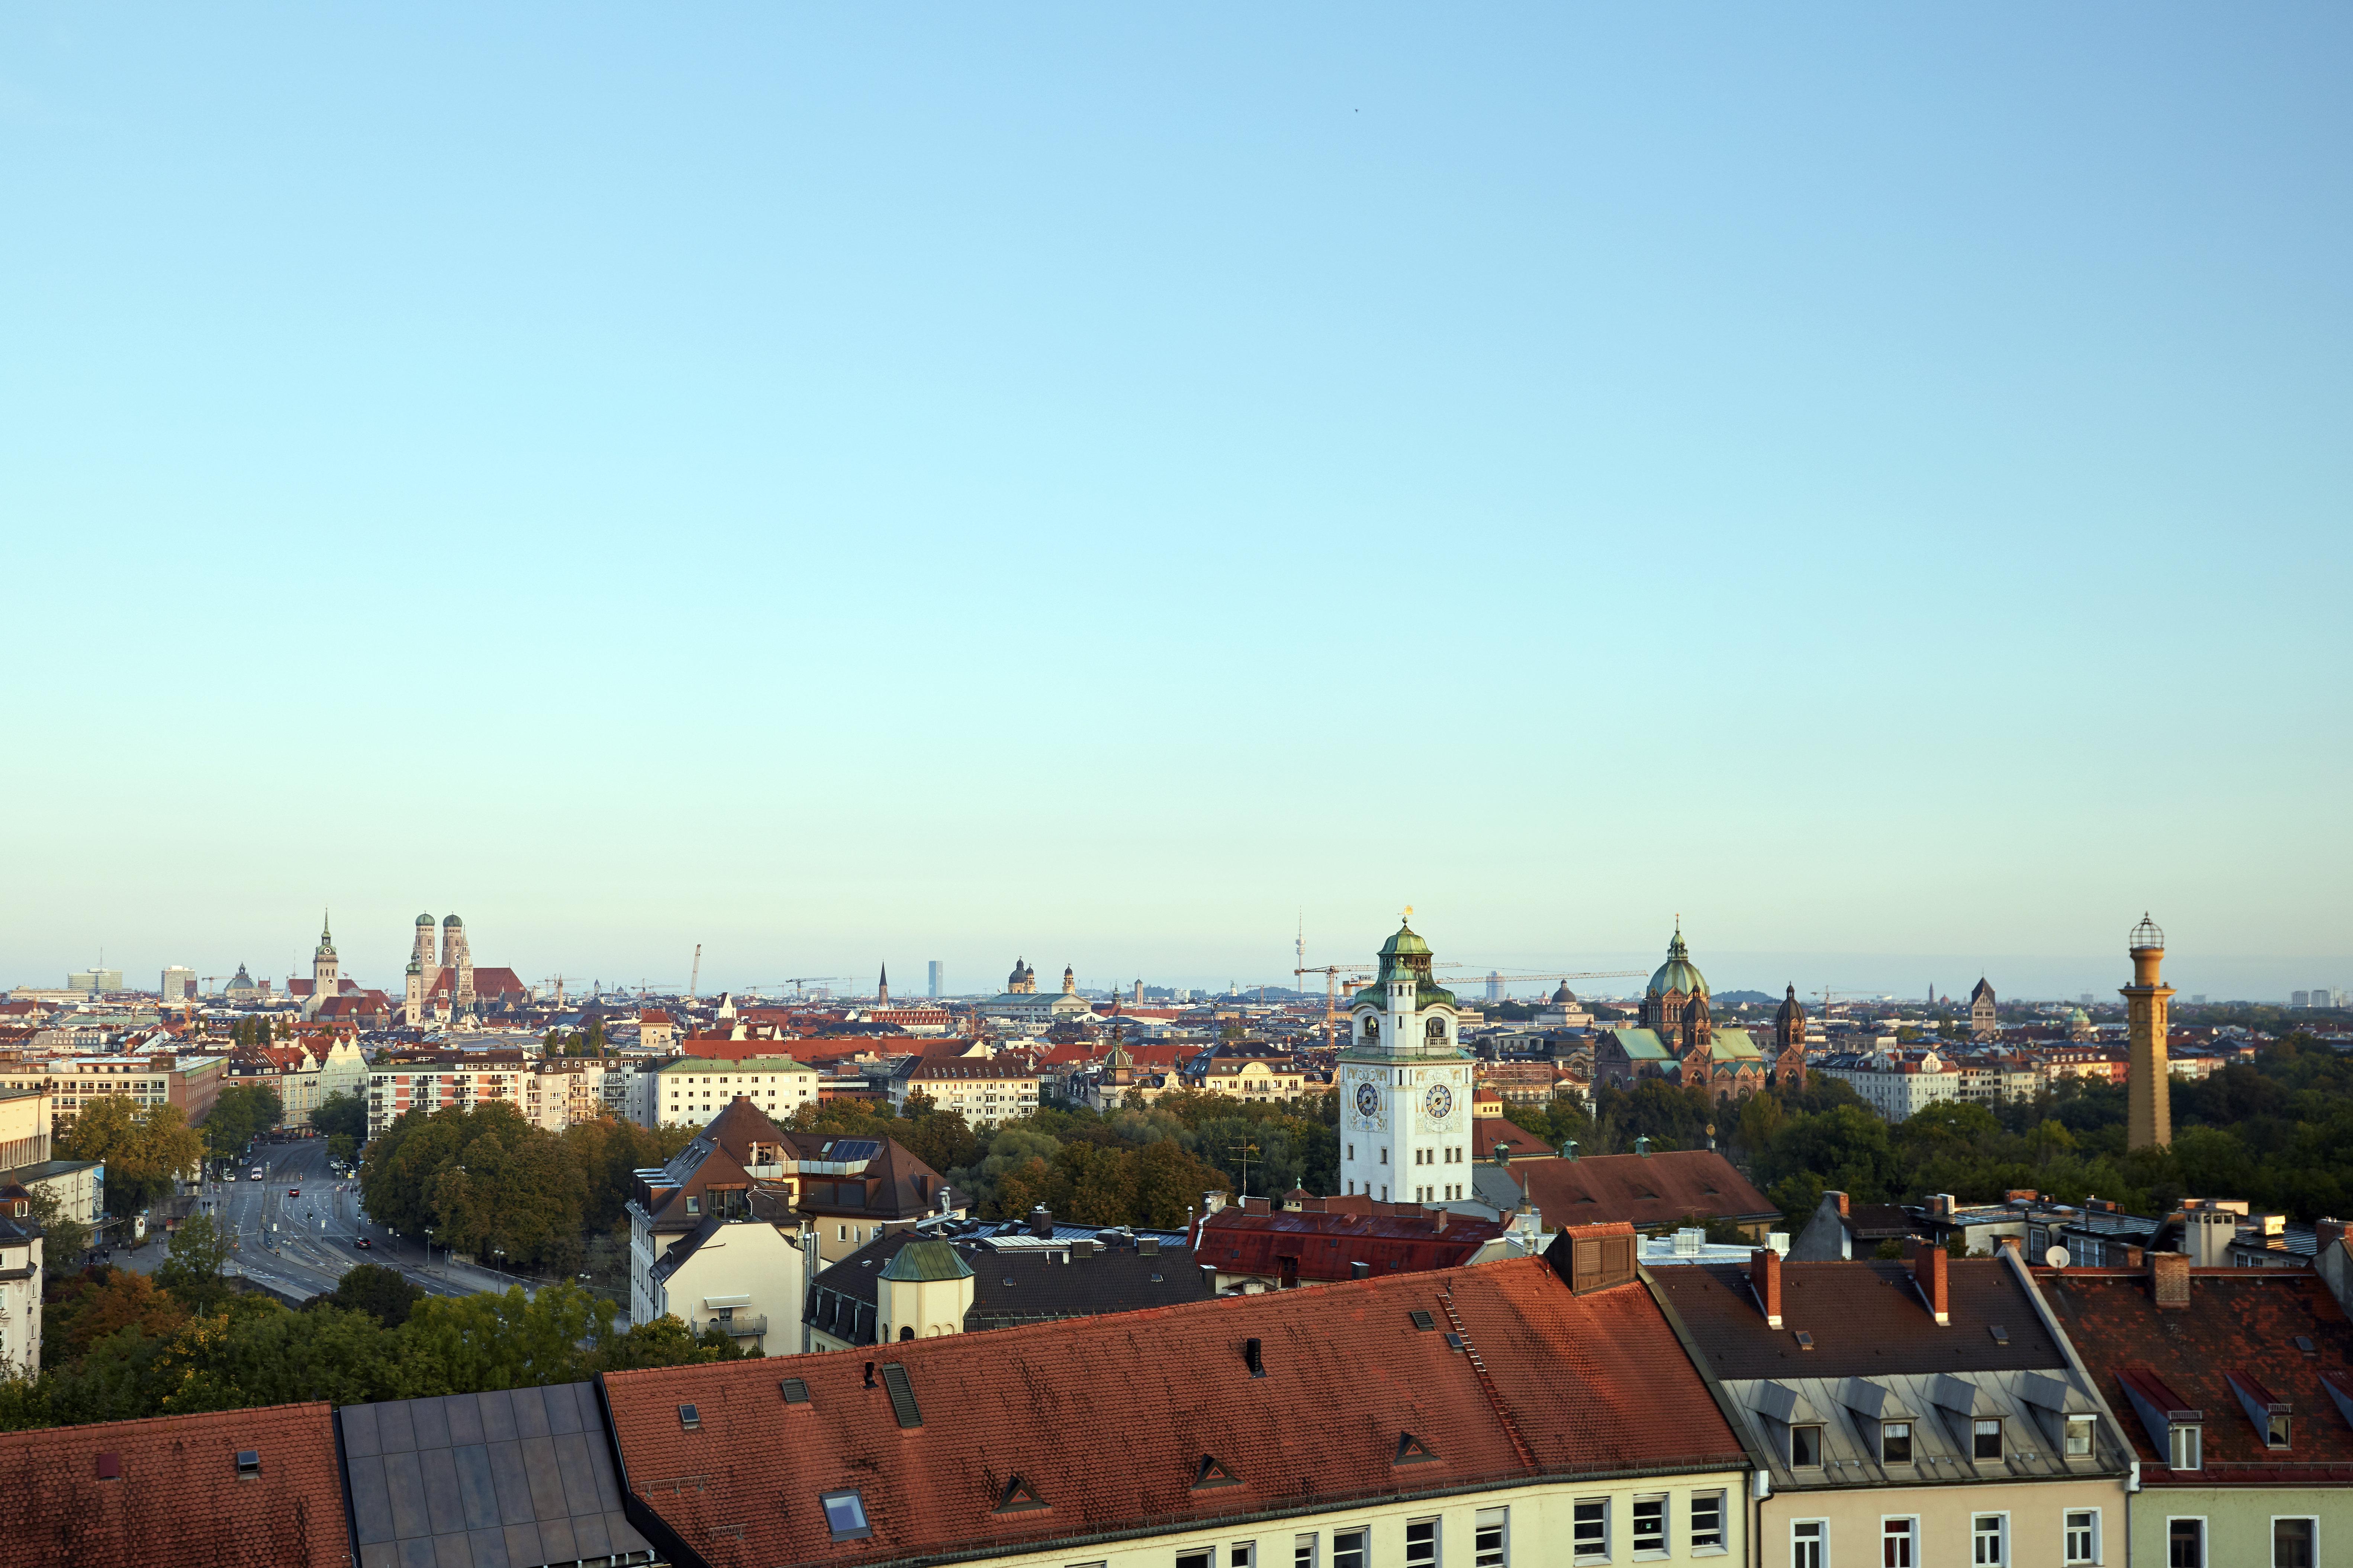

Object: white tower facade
[1336,916,1472,1206]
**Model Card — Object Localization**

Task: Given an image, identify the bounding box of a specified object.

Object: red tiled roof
[639,1009,673,1025]
[1510,1149,1777,1229]
[600,1256,1744,1568]
[0,1401,347,1568]
[2041,1266,2353,1484]
[1473,1117,1552,1158]
[1191,1206,1501,1282]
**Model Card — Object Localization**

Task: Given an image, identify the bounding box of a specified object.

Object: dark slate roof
[1510,1149,1779,1230]
[335,1383,652,1568]
[2041,1266,2353,1484]
[809,1229,1213,1345]
[1651,1258,2069,1380]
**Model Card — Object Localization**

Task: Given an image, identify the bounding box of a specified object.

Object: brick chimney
[2316,1217,2348,1257]
[2121,1245,2145,1269]
[2151,1249,2191,1309]
[1751,1247,1783,1328]
[1827,1190,1850,1218]
[1913,1239,1950,1326]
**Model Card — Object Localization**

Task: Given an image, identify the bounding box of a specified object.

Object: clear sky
[2,7,2346,1001]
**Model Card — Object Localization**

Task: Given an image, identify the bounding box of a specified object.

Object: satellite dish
[2044,1245,2070,1269]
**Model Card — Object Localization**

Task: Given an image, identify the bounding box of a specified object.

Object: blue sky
[1,7,2346,1000]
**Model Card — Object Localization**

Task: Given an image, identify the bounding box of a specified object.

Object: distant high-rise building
[1132,978,1144,1005]
[2293,990,2311,1008]
[1486,971,1503,1004]
[2190,994,2206,1005]
[160,966,196,1001]
[927,961,943,999]
[2124,914,2174,1152]
[2079,993,2095,1006]
[66,968,125,993]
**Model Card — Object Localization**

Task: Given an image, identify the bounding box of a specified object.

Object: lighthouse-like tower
[2124,914,2175,1151]
[1336,913,1471,1206]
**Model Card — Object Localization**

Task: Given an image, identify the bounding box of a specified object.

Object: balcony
[693,1315,767,1341]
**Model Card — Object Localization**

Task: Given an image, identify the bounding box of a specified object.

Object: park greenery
[0,1230,750,1432]
[202,1084,284,1161]
[58,1097,205,1216]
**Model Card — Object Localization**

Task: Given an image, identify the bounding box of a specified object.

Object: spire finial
[1401,904,1413,926]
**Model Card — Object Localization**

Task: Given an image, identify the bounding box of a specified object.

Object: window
[2169,1423,2202,1471]
[1179,1555,1212,1568]
[1973,1418,2003,1460]
[1690,1491,1724,1553]
[2064,1510,2099,1565]
[1632,1496,1666,1556]
[1883,1517,1917,1568]
[1232,1544,1256,1568]
[2273,1518,2315,1568]
[2167,1519,2203,1568]
[820,1490,872,1542]
[1791,1424,1824,1467]
[1474,1508,1507,1568]
[1881,1421,1913,1464]
[1791,1521,1825,1568]
[1334,1530,1367,1568]
[1573,1499,1609,1564]
[1406,1519,1438,1568]
[1296,1534,1319,1568]
[2066,1415,2095,1457]
[2267,1413,2291,1449]
[1971,1514,2005,1565]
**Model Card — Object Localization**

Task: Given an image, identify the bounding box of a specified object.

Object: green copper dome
[1351,917,1456,1013]
[417,913,435,926]
[880,1239,974,1282]
[1378,923,1432,961]
[1646,924,1709,999]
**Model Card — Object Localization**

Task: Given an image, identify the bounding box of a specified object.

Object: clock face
[1353,1081,1381,1119]
[1423,1083,1454,1121]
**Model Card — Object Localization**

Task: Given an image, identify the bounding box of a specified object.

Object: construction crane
[688,945,701,1004]
[1292,966,1375,1050]
[747,977,846,1000]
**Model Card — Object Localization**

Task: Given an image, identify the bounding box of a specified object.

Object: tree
[203,1084,284,1159]
[62,1100,204,1216]
[155,1299,395,1414]
[324,1263,425,1328]
[388,1284,612,1398]
[325,1133,357,1166]
[22,1183,89,1262]
[155,1214,234,1315]
[49,1269,189,1358]
[312,1091,368,1144]
[596,1314,751,1371]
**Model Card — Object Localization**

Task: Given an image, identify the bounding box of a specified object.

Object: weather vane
[1401,905,1413,925]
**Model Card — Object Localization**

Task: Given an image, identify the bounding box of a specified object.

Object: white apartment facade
[1809,1048,1966,1122]
[890,1058,1040,1127]
[641,1057,818,1129]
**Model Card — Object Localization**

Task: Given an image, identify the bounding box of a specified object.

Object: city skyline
[3,9,2346,980]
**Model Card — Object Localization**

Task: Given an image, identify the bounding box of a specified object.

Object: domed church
[1594,922,1767,1103]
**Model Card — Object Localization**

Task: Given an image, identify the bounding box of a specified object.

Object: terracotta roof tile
[601,1257,1743,1568]
[1191,1206,1501,1283]
[0,1402,347,1568]
[1511,1149,1777,1230]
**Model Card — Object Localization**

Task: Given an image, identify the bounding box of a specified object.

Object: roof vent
[677,1404,700,1431]
[1350,1261,1371,1280]
[1409,1310,1436,1331]
[1243,1338,1266,1378]
[1192,1455,1243,1491]
[879,1362,923,1429]
[94,1452,120,1480]
[780,1378,811,1404]
[235,1450,261,1479]
[994,1475,1049,1514]
[863,1361,877,1388]
[1635,1136,1651,1157]
[1394,1432,1441,1466]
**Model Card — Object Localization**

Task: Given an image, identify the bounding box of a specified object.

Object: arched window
[1364,1017,1380,1041]
[898,1325,915,1341]
[1425,1018,1447,1042]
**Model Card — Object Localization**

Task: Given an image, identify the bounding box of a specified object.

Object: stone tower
[406,913,436,1023]
[306,911,340,1020]
[2123,914,2175,1151]
[443,914,474,1012]
[1969,977,1998,1041]
[877,963,890,1007]
[1337,915,1470,1207]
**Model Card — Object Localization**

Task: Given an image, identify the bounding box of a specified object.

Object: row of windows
[1132,1508,1516,1568]
[1571,1492,1727,1562]
[1792,1511,2103,1568]
[2168,1515,2317,1568]
[1786,1412,2094,1467]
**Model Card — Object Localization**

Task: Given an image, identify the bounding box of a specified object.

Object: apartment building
[0,1052,225,1135]
[890,1056,1039,1126]
[638,1055,817,1129]
[364,1049,530,1139]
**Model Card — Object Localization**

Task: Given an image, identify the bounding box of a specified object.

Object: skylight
[821,1490,872,1542]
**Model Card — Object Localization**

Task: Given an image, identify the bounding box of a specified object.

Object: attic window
[821,1490,873,1542]
[2294,1335,2317,1355]
[235,1450,261,1480]
[1409,1310,1436,1331]
[1444,1333,1466,1352]
[779,1378,810,1405]
[678,1403,701,1431]
[1988,1325,2009,1345]
[95,1452,120,1480]
[1793,1331,1815,1350]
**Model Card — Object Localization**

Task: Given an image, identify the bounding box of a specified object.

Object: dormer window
[1973,1419,2003,1461]
[2267,1413,2290,1449]
[685,1196,699,1215]
[1789,1425,1823,1467]
[2169,1423,2201,1471]
[2065,1415,2095,1457]
[1881,1421,1913,1464]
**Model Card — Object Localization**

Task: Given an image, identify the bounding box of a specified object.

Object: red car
[288,1188,300,1198]
[352,1237,371,1249]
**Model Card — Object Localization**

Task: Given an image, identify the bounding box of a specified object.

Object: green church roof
[1350,919,1456,1013]
[1646,923,1708,1000]
[880,1239,974,1282]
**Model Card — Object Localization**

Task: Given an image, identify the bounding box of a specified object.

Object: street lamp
[424,1227,435,1266]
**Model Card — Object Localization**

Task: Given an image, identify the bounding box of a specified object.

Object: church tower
[877,963,890,1007]
[443,914,473,1014]
[405,913,435,1024]
[305,911,340,1020]
[1969,977,1998,1041]
[1336,914,1470,1206]
[2124,914,2175,1151]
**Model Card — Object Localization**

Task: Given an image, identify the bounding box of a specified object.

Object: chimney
[1932,1193,1956,1217]
[1029,1204,1053,1238]
[2316,1217,2348,1257]
[1635,1135,1651,1158]
[1827,1190,1850,1219]
[1433,1208,1448,1233]
[2152,1250,2191,1309]
[1560,1140,1579,1161]
[1913,1240,1950,1326]
[2121,1245,2145,1269]
[1997,1235,2023,1258]
[1751,1247,1783,1328]
[1203,1190,1228,1216]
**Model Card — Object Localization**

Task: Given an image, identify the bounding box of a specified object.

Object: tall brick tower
[2124,914,2175,1151]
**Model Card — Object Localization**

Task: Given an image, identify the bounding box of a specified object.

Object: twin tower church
[1336,914,1806,1205]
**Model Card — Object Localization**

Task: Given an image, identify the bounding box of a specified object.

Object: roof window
[678,1403,701,1430]
[1988,1325,2009,1345]
[235,1450,261,1480]
[820,1489,872,1542]
[94,1452,120,1480]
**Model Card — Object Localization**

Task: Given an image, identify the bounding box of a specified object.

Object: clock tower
[1336,914,1472,1206]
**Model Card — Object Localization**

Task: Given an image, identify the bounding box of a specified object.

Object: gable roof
[1651,1258,2067,1379]
[1472,1117,1554,1160]
[0,1402,347,1568]
[1511,1149,1777,1230]
[2042,1266,2353,1483]
[809,1229,1213,1344]
[1192,1206,1501,1282]
[603,1256,1746,1568]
